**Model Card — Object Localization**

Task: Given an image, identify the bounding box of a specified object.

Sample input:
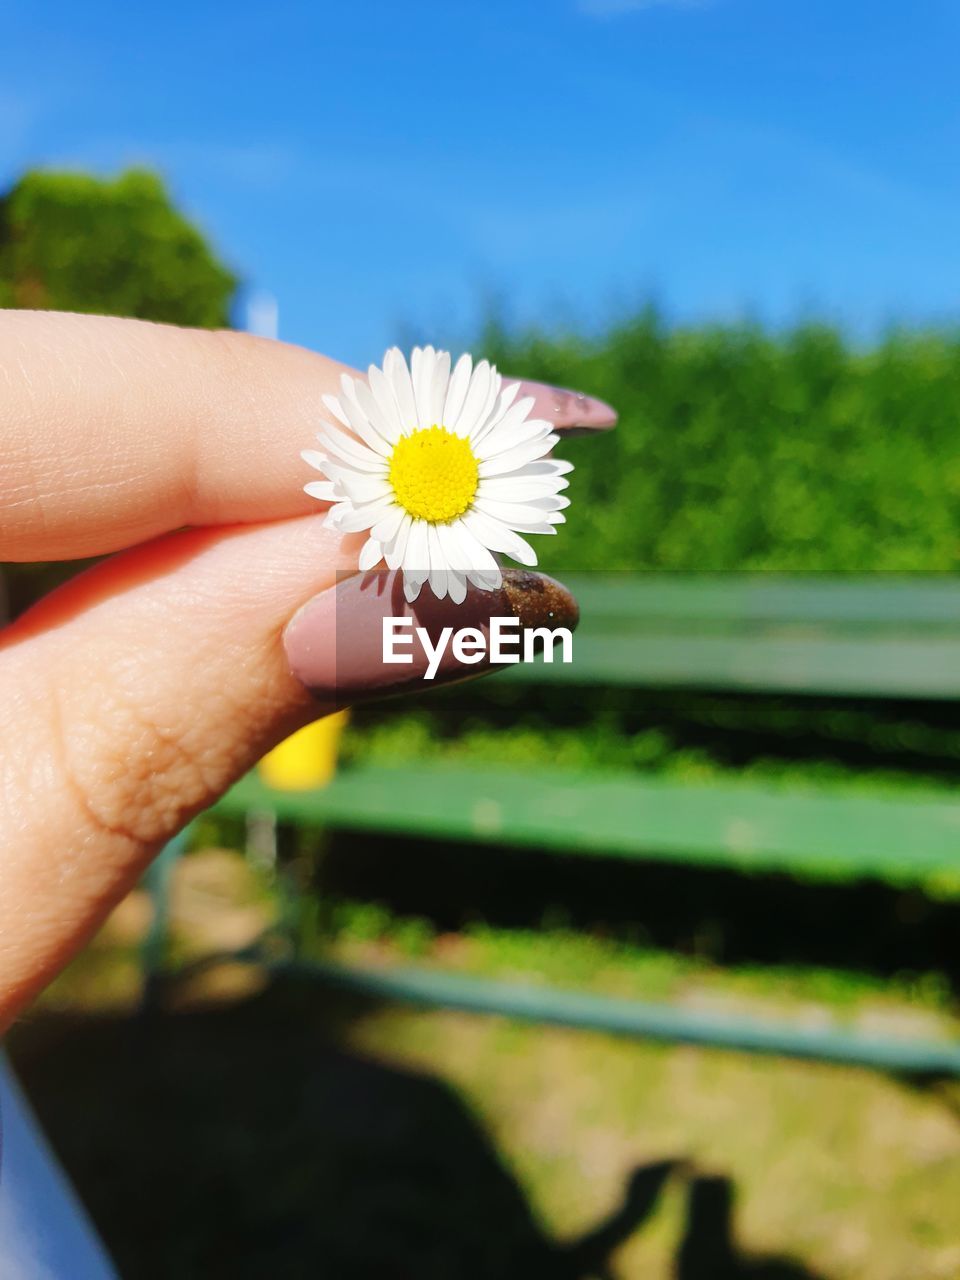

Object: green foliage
[480,312,960,571]
[320,895,955,1014]
[346,668,960,794]
[0,168,236,326]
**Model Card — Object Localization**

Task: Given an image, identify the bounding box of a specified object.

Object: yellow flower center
[389,425,479,523]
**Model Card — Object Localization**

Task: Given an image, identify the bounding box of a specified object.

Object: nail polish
[509,380,618,432]
[284,569,579,707]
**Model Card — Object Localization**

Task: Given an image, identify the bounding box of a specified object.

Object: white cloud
[578,0,711,16]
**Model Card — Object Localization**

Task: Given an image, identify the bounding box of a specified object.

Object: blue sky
[2,0,958,365]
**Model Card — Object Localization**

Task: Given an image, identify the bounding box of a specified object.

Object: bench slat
[504,630,960,698]
[269,957,960,1076]
[565,576,960,628]
[214,765,960,887]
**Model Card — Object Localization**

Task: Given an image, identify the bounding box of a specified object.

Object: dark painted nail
[284,569,579,707]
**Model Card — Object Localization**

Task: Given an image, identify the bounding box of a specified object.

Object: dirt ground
[9,849,960,1279]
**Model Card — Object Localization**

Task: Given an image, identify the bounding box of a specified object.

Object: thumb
[0,515,575,1022]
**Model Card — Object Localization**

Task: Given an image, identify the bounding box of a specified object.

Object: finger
[0,520,577,1027]
[0,311,349,560]
[0,312,616,562]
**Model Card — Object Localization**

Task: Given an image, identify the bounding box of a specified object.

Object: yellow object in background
[257,711,350,791]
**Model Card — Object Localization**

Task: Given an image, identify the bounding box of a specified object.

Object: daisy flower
[302,346,572,604]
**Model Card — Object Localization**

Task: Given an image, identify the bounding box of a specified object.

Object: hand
[0,311,615,1029]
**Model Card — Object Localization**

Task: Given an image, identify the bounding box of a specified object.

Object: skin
[0,311,614,1032]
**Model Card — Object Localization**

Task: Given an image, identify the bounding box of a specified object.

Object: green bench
[149,576,960,1075]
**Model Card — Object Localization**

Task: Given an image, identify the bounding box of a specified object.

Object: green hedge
[479,313,960,572]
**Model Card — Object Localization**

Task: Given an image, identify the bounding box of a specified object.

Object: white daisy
[302,346,572,605]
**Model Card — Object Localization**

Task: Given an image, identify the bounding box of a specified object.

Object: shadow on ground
[10,979,828,1280]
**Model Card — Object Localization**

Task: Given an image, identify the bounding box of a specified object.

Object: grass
[322,896,957,1025]
[341,684,960,798]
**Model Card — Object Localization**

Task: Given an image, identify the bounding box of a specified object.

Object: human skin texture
[0,311,614,1030]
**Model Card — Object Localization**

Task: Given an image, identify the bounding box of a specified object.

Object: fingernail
[508,379,618,433]
[284,569,579,706]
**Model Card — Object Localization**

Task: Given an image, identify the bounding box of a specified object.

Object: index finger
[0,311,616,560]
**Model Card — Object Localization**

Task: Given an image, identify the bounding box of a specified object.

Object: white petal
[352,375,399,448]
[385,347,419,435]
[323,502,352,528]
[477,366,502,431]
[316,461,347,485]
[462,364,501,445]
[412,345,436,429]
[451,360,491,437]
[522,493,571,509]
[478,435,559,478]
[435,522,468,572]
[443,353,472,427]
[416,344,442,426]
[476,419,554,459]
[404,563,429,600]
[358,537,384,571]
[367,365,404,443]
[501,520,558,536]
[301,448,329,472]
[471,396,536,449]
[385,513,412,570]
[321,394,350,428]
[479,476,568,503]
[511,458,574,478]
[404,517,430,574]
[428,567,454,600]
[340,473,392,504]
[371,505,406,545]
[304,480,337,501]
[317,422,389,472]
[320,445,387,476]
[430,519,473,571]
[467,566,502,592]
[336,497,396,532]
[427,521,450,575]
[461,509,539,566]
[496,380,522,412]
[338,375,393,456]
[480,481,569,508]
[435,522,463,568]
[430,349,451,428]
[470,380,521,446]
[447,570,468,605]
[474,495,565,529]
[445,519,499,573]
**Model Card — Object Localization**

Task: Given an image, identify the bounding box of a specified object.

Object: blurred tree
[0,168,236,327]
